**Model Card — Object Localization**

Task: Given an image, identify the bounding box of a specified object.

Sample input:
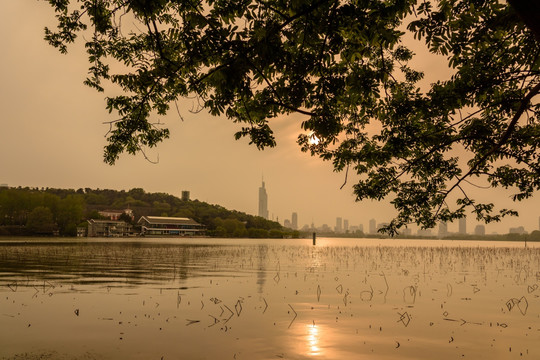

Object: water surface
[0,238,538,359]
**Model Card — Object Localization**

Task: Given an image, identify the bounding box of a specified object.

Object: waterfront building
[87,219,132,237]
[138,216,205,236]
[258,180,269,219]
[291,212,298,230]
[76,227,86,237]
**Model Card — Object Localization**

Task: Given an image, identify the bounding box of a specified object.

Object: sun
[308,132,320,145]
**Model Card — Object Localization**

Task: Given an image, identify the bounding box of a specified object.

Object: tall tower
[181,190,190,201]
[258,179,268,219]
[291,212,298,230]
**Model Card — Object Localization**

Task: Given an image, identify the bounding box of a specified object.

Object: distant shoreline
[0,234,538,242]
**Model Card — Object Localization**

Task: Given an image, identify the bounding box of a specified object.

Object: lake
[0,237,538,359]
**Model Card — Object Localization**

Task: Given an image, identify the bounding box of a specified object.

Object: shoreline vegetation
[0,186,538,241]
[0,186,295,239]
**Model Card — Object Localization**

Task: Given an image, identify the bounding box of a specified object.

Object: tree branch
[442,81,540,201]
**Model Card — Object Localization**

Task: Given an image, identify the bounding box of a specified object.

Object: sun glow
[308,132,320,145]
[306,324,321,356]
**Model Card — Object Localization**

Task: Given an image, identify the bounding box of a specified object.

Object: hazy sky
[0,1,538,234]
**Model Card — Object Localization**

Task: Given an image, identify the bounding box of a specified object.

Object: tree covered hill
[0,186,287,237]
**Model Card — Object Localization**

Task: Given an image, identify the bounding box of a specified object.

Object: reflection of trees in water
[0,243,237,286]
[0,243,538,289]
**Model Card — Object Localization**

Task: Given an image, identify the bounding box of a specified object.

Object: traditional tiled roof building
[137,216,205,236]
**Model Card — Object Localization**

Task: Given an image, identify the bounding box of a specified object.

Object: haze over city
[0,1,538,235]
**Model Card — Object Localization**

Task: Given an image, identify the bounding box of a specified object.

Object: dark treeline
[0,187,296,238]
[441,232,540,242]
[327,232,540,241]
[311,230,540,242]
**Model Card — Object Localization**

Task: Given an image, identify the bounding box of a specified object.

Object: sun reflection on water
[306,324,322,356]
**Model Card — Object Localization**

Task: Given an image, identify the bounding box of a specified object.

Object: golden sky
[0,1,537,234]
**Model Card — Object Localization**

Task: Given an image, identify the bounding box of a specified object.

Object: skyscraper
[258,180,268,219]
[459,217,467,234]
[474,224,485,236]
[344,219,349,232]
[369,219,376,234]
[438,222,448,237]
[335,217,343,233]
[291,212,298,230]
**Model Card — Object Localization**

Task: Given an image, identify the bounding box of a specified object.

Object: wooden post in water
[312,232,316,245]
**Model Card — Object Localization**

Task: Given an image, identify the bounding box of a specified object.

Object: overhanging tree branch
[442,81,540,203]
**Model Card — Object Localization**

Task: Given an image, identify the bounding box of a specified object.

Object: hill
[0,186,295,238]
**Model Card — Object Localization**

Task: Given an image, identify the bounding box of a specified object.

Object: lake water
[0,237,538,359]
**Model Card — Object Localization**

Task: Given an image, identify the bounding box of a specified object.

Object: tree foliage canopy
[43,0,540,234]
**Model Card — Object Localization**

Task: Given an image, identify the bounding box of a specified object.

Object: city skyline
[257,178,539,235]
[287,213,539,236]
